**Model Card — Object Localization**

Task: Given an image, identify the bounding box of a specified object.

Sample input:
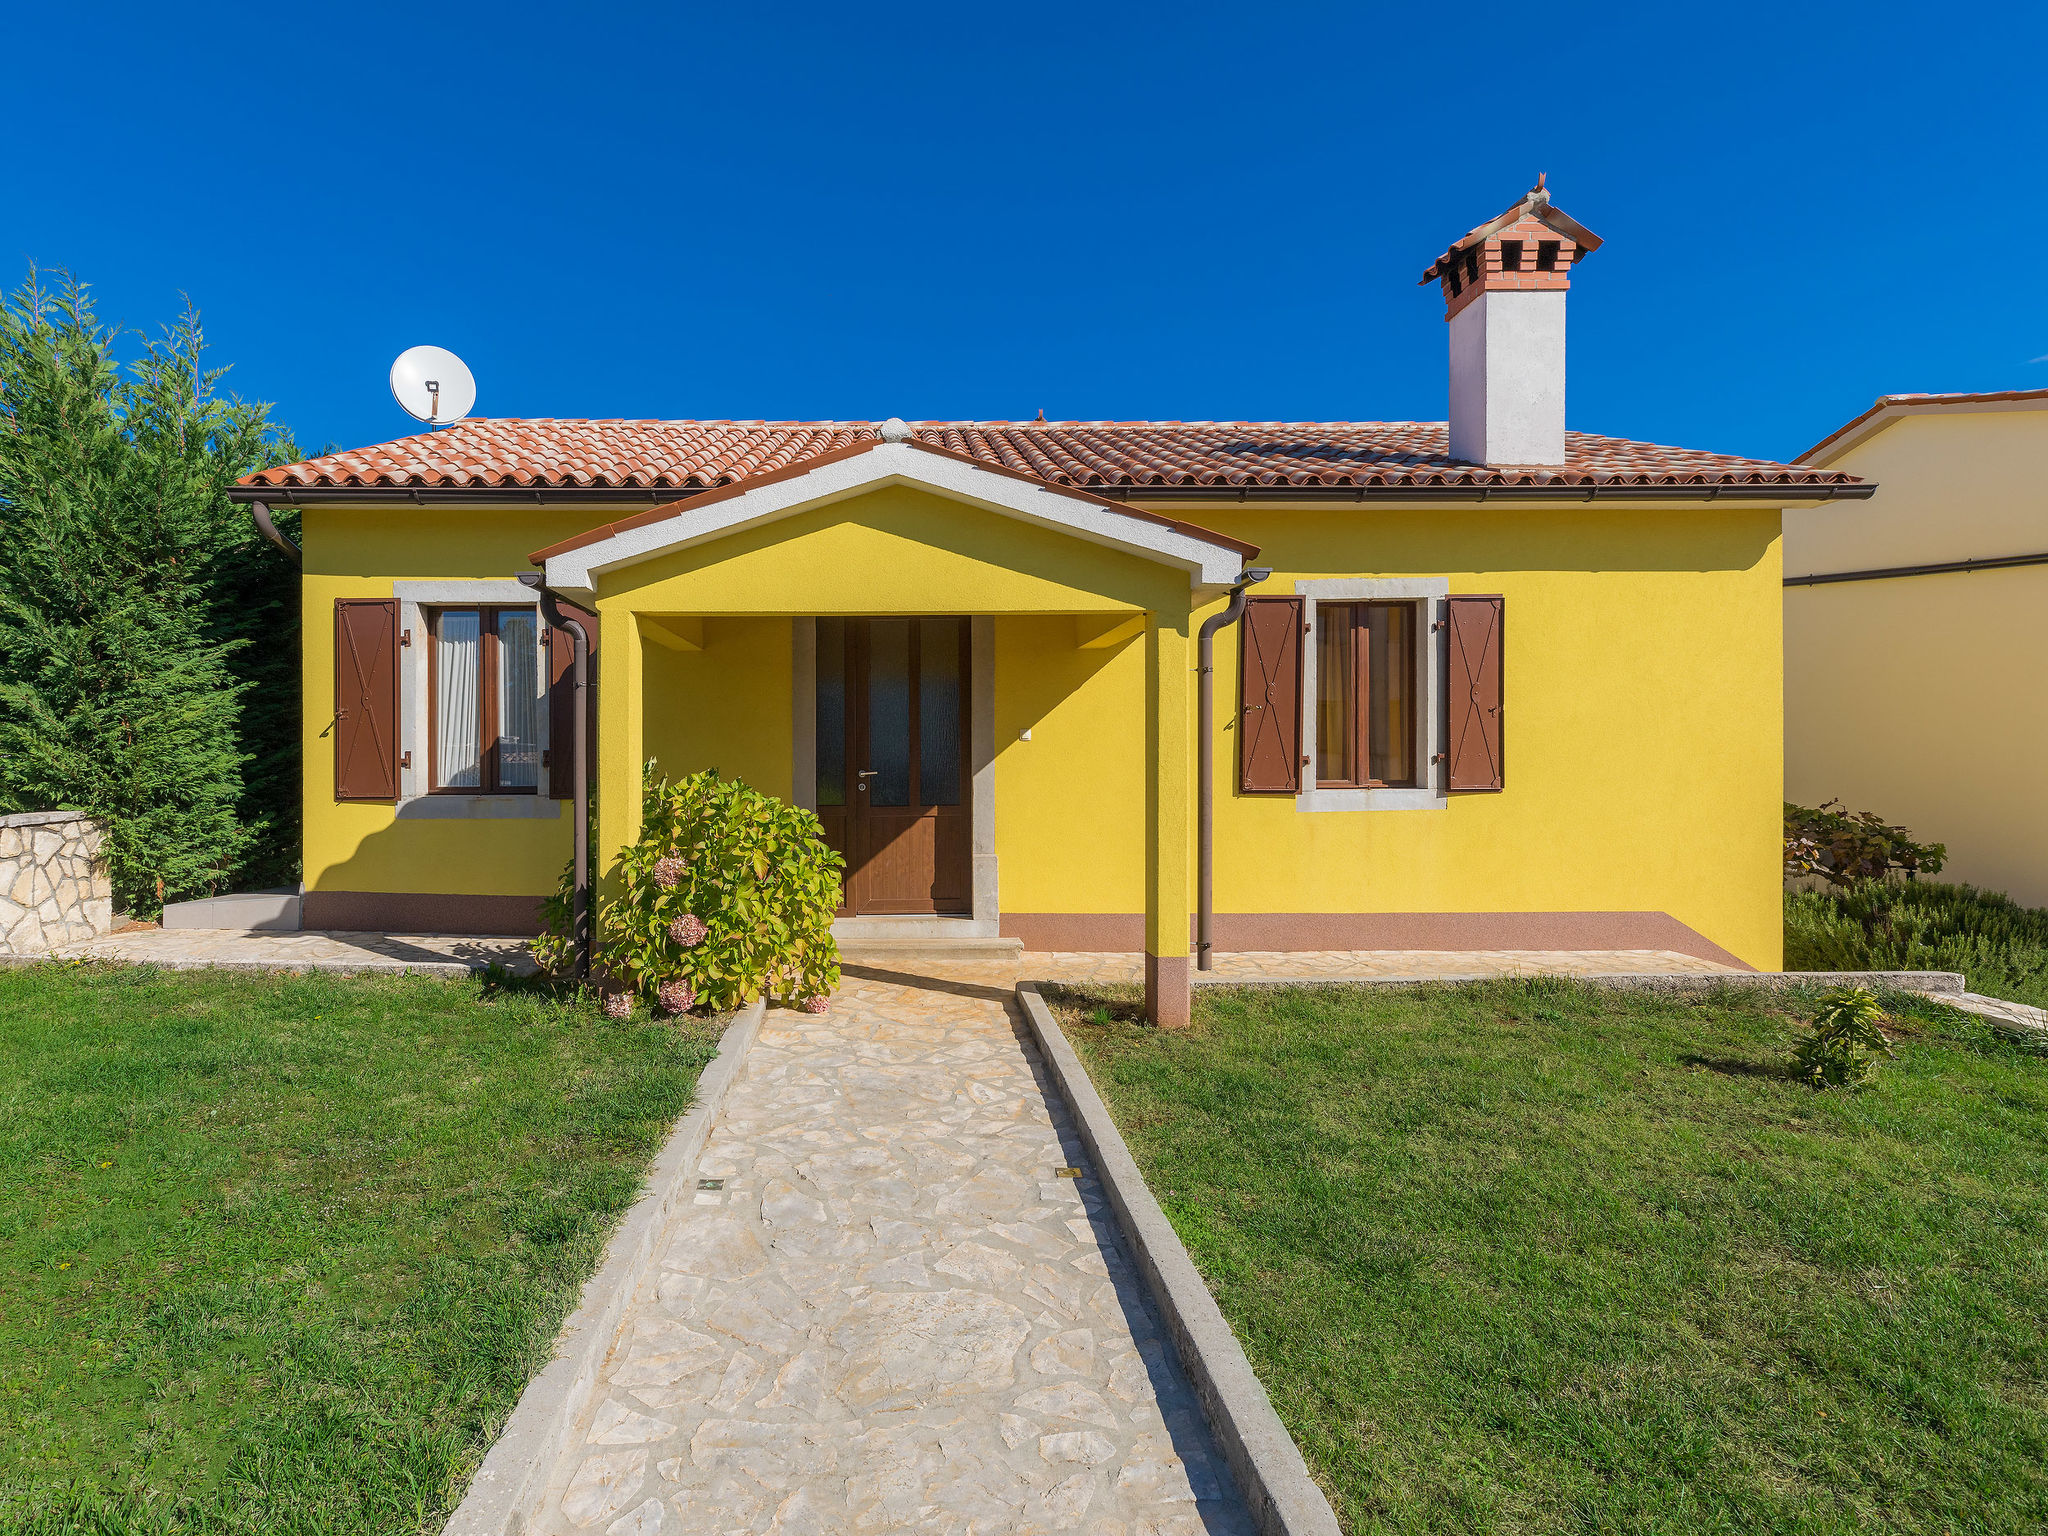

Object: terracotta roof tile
[243,417,1856,493]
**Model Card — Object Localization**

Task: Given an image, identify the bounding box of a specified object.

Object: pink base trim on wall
[1000,912,1751,970]
[1145,953,1191,1027]
[301,891,545,936]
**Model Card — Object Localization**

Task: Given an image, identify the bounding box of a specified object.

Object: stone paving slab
[533,962,1255,1536]
[1950,990,2048,1040]
[42,927,537,976]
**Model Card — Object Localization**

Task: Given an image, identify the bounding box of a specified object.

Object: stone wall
[0,812,113,956]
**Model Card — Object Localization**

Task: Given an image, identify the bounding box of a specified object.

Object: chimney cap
[1418,176,1603,286]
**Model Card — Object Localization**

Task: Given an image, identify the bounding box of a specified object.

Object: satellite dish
[390,345,476,426]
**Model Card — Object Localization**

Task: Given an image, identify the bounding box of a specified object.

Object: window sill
[1294,786,1446,814]
[395,796,562,821]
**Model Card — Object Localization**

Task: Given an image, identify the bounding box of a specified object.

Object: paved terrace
[44,926,1734,984]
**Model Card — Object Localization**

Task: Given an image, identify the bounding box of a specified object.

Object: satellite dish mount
[390,345,477,427]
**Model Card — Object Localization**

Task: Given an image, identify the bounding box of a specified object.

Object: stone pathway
[534,962,1252,1536]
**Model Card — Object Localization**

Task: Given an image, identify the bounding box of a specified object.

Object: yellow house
[231,183,1869,1021]
[1786,388,2048,903]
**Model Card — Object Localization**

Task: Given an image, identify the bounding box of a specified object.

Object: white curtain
[436,611,482,788]
[496,610,544,789]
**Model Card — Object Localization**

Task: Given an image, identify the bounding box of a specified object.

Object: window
[1314,602,1416,788]
[428,606,546,793]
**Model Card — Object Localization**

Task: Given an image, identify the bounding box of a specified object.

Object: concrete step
[162,889,301,932]
[836,935,1024,964]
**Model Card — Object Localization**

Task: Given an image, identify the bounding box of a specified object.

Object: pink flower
[652,854,687,890]
[668,913,708,948]
[800,995,830,1014]
[600,990,633,1019]
[657,978,696,1015]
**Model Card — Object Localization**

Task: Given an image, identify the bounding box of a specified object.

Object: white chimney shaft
[1448,289,1567,466]
[1422,180,1599,469]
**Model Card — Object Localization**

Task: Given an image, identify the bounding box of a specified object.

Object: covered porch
[532,435,1255,1024]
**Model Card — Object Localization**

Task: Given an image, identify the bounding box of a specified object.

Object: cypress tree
[0,269,304,915]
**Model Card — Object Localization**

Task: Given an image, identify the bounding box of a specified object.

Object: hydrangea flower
[600,990,633,1020]
[651,854,687,889]
[657,978,696,1015]
[668,913,708,948]
[800,994,830,1014]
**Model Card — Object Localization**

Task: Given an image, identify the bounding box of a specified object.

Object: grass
[1051,978,2048,1535]
[1787,880,2048,1010]
[0,962,720,1535]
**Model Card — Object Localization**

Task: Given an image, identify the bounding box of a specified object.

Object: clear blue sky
[10,1,2045,465]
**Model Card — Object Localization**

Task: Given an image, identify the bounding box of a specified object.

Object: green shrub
[0,269,308,913]
[1784,800,1945,887]
[537,765,843,1012]
[1791,985,1894,1088]
[1785,879,2048,1009]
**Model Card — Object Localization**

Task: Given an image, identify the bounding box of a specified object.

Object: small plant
[539,764,843,1013]
[1785,801,1945,888]
[1791,986,1895,1089]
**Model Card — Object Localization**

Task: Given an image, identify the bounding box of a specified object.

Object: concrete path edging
[444,998,766,1536]
[1189,969,1966,993]
[1015,982,1344,1536]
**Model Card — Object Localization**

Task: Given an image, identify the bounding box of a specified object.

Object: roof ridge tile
[238,416,1856,494]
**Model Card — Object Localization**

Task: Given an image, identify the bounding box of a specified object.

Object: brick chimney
[1421,175,1602,466]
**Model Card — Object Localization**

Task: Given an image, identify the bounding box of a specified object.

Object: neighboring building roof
[1799,388,2048,468]
[240,417,1860,498]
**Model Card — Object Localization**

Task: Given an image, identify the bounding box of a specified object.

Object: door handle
[857,769,878,793]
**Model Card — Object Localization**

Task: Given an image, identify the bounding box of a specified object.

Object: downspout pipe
[248,500,301,565]
[1196,565,1272,972]
[519,573,592,981]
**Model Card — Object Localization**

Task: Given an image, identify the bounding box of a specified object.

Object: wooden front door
[814,617,971,915]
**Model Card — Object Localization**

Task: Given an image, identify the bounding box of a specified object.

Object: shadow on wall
[641,616,796,796]
[993,615,1135,753]
[306,806,570,934]
[1218,503,1783,578]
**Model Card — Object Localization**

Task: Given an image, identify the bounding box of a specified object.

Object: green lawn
[0,962,719,1535]
[1788,881,2048,1011]
[1051,979,2048,1535]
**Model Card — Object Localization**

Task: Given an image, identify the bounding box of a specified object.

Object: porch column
[595,603,643,919]
[1145,604,1194,1027]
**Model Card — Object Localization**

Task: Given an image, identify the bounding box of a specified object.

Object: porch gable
[531,439,1254,602]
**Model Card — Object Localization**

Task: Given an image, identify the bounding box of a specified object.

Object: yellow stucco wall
[300,507,591,898]
[300,486,1783,967]
[985,503,1784,968]
[1786,407,2048,905]
[992,617,1149,915]
[640,619,794,796]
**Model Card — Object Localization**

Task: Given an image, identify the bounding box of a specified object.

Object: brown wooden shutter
[1239,596,1304,794]
[333,599,399,801]
[1446,595,1504,791]
[547,600,600,800]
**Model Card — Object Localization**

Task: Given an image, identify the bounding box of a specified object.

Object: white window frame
[1294,577,1448,813]
[391,581,560,821]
